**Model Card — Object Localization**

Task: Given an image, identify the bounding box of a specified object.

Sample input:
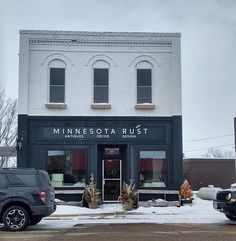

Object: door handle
[0,192,6,195]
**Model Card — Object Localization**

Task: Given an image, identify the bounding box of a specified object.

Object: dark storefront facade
[17,115,183,202]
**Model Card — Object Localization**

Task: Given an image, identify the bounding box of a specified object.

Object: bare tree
[202,148,235,159]
[0,89,17,167]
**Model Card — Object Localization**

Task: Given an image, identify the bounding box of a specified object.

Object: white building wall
[19,30,181,117]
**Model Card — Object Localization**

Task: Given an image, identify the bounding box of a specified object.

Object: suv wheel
[226,214,236,221]
[3,206,29,231]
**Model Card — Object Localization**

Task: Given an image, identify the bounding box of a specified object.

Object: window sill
[45,103,67,109]
[135,104,156,110]
[138,189,179,195]
[91,103,111,109]
[54,189,84,194]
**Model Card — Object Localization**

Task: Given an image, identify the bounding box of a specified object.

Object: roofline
[19,30,181,37]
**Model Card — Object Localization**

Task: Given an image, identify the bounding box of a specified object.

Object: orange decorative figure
[180,179,193,199]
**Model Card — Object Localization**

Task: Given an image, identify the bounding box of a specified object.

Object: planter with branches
[119,180,138,211]
[83,174,101,209]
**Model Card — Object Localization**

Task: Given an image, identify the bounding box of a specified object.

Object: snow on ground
[52,197,226,223]
[31,197,229,230]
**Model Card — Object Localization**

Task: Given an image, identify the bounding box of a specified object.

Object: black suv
[213,188,236,221]
[0,168,56,231]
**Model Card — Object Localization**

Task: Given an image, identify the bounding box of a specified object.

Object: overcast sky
[0,0,235,157]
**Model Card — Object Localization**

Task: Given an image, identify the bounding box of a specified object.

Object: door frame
[102,159,122,202]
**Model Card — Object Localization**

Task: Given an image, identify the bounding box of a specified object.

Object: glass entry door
[102,159,122,202]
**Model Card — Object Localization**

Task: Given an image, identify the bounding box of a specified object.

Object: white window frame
[136,61,153,104]
[91,60,111,109]
[46,59,67,109]
[134,61,156,110]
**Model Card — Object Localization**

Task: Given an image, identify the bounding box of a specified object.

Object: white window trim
[45,103,67,109]
[90,103,111,109]
[92,60,110,106]
[136,66,153,105]
[135,104,156,110]
[47,59,67,106]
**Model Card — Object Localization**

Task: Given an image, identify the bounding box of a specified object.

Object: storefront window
[139,150,166,188]
[47,149,87,188]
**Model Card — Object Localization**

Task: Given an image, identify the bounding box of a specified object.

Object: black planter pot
[181,199,193,206]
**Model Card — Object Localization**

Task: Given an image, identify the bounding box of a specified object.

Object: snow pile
[54,202,124,215]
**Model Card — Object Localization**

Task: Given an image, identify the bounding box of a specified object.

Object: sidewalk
[45,198,226,224]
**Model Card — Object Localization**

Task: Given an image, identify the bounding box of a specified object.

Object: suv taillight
[39,191,47,203]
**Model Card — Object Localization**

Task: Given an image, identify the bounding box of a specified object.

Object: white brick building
[18,30,182,202]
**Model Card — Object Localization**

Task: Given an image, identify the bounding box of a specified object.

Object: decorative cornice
[29,39,171,47]
[21,30,180,37]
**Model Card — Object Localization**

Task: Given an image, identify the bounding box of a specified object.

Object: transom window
[137,69,152,103]
[94,68,109,103]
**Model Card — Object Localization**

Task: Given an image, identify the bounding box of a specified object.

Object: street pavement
[1,223,236,241]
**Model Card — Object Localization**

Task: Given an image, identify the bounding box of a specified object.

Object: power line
[184,143,235,153]
[184,134,234,143]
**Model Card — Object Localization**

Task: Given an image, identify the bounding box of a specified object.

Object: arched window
[48,59,66,103]
[136,61,153,104]
[93,60,110,103]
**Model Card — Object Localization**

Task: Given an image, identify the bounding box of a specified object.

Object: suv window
[40,173,52,187]
[7,174,38,187]
[0,174,8,188]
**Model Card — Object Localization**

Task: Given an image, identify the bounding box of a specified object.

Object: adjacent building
[183,158,236,190]
[17,30,182,201]
[235,117,236,154]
